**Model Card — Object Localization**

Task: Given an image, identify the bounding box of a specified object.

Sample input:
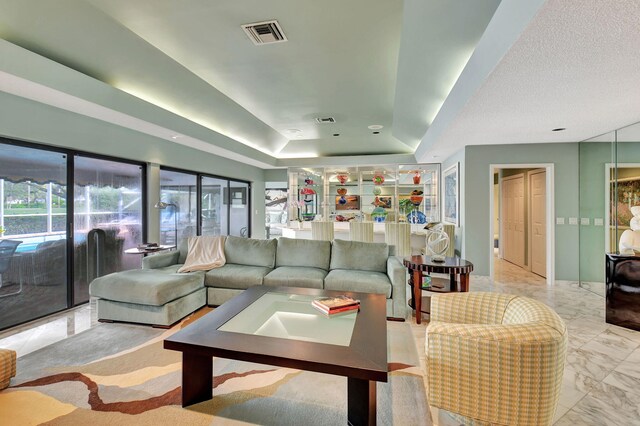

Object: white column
[47,182,53,233]
[147,163,161,243]
[0,178,4,230]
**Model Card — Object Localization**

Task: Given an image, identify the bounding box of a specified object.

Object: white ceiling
[417,0,640,161]
[0,0,499,163]
[1,0,639,168]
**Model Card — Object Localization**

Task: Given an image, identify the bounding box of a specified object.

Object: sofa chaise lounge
[89,236,408,326]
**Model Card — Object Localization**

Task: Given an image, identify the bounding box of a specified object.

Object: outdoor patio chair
[0,240,23,298]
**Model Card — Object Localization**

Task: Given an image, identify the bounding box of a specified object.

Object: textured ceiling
[421,0,640,159]
[0,0,499,161]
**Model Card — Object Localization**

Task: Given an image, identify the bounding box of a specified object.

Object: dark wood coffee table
[164,286,388,426]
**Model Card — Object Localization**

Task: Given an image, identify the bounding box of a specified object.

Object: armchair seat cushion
[205,264,272,289]
[264,266,327,289]
[89,269,204,306]
[324,269,392,297]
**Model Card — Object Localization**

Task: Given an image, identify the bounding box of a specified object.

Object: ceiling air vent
[241,20,287,45]
[315,117,336,124]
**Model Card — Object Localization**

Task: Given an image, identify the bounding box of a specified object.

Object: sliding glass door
[0,142,68,330]
[201,176,228,236]
[161,167,252,240]
[229,180,250,237]
[73,156,144,305]
[159,169,197,245]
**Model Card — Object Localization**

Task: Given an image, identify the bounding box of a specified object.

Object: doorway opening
[490,164,555,286]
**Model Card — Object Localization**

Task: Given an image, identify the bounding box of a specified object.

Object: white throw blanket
[178,236,226,273]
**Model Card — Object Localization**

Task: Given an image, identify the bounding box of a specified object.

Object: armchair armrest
[426,320,566,425]
[430,292,517,324]
[142,250,180,270]
[387,256,407,319]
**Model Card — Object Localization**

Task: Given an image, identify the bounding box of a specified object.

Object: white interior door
[530,171,547,277]
[501,175,525,268]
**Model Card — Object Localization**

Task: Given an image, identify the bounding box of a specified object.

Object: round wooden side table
[403,255,474,324]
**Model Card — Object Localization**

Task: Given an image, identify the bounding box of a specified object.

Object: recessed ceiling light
[368,125,384,130]
[285,129,302,134]
[171,135,180,139]
[372,131,380,135]
[552,128,566,132]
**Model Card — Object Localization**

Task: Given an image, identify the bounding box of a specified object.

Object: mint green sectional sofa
[89,236,408,326]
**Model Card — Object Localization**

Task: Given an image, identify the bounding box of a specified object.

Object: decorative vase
[301,213,315,221]
[413,172,421,184]
[304,178,314,185]
[337,188,348,196]
[407,210,427,224]
[300,187,316,196]
[372,187,382,196]
[372,174,385,185]
[409,195,423,206]
[336,174,348,185]
[371,206,387,223]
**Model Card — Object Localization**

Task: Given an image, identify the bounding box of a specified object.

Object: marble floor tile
[566,347,620,381]
[613,354,640,381]
[552,404,573,424]
[571,391,640,426]
[558,366,598,407]
[580,328,640,362]
[603,370,640,397]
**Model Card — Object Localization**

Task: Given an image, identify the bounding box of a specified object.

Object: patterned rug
[0,309,430,425]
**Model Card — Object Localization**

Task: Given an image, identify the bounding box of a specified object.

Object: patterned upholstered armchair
[426,292,567,426]
[0,349,16,390]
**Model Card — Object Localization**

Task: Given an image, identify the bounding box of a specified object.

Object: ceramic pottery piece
[413,171,421,184]
[407,210,427,224]
[371,206,387,222]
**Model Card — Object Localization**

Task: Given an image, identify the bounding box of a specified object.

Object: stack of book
[312,295,360,315]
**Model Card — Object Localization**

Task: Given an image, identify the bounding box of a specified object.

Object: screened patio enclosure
[0,140,145,330]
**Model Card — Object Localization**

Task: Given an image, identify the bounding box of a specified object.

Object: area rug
[0,310,430,425]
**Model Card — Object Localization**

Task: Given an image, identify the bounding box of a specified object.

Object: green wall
[462,143,580,279]
[0,91,267,238]
[578,142,614,283]
[264,169,288,183]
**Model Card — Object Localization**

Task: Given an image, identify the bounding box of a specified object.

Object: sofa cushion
[205,263,272,289]
[177,238,189,264]
[89,269,205,306]
[225,236,276,268]
[329,239,389,273]
[264,266,327,289]
[324,269,392,298]
[276,237,331,270]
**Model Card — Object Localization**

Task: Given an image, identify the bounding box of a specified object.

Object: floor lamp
[155,201,178,246]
